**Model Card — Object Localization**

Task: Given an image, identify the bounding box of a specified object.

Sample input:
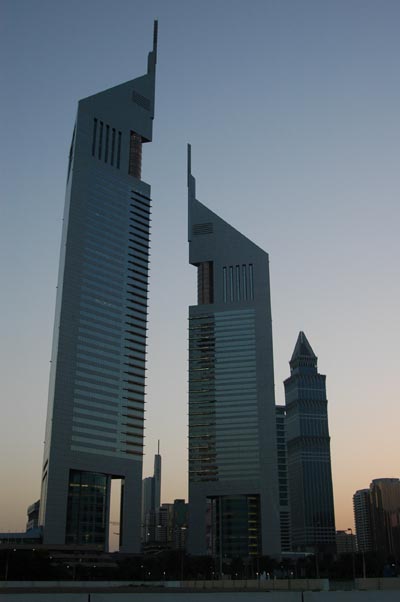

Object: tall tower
[284,332,336,553]
[153,440,162,510]
[187,146,280,558]
[141,444,162,544]
[39,22,158,553]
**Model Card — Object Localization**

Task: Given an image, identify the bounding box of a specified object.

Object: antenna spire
[147,20,158,73]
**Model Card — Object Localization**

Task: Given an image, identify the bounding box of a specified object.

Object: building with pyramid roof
[284,332,336,554]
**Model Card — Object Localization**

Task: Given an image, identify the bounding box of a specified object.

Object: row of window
[222,264,254,303]
[92,118,121,168]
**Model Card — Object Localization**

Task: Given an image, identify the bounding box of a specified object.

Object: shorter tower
[284,332,336,553]
[187,146,280,559]
[353,488,373,553]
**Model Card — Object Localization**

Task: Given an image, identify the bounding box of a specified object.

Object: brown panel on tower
[129,131,142,178]
[197,261,214,305]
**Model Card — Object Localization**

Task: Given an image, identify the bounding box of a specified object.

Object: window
[223,267,227,303]
[117,131,122,169]
[91,119,98,156]
[98,121,104,159]
[128,131,142,178]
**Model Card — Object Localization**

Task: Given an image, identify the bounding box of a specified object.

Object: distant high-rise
[141,445,162,544]
[187,146,280,559]
[336,530,356,555]
[39,22,158,553]
[370,478,400,561]
[353,488,373,553]
[284,332,336,553]
[276,405,291,552]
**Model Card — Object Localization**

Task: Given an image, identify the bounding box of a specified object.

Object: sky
[0,0,399,537]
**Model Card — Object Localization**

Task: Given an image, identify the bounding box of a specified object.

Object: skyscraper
[284,332,336,553]
[353,488,373,553]
[39,22,158,553]
[187,146,280,559]
[370,478,400,561]
[141,444,162,544]
[276,405,291,552]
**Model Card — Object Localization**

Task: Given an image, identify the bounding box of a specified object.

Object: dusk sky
[1,0,399,536]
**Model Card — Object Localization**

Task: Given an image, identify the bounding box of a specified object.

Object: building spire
[289,331,318,373]
[147,19,158,74]
[187,143,197,242]
[187,143,193,188]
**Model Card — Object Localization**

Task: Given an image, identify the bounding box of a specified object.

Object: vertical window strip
[98,121,104,160]
[229,266,234,302]
[111,128,116,166]
[117,131,122,169]
[223,267,227,303]
[242,265,247,301]
[129,131,142,179]
[235,265,240,302]
[92,119,98,157]
[104,125,110,163]
[249,264,254,300]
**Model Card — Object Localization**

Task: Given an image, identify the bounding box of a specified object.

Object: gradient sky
[1,0,399,537]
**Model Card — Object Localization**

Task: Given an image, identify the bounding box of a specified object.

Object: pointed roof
[290,331,317,363]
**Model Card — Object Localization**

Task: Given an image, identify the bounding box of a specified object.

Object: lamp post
[346,528,356,582]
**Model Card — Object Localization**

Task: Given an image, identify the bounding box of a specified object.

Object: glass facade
[66,470,109,545]
[208,494,260,558]
[188,309,259,483]
[70,179,150,460]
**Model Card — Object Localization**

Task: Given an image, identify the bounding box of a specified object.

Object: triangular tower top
[290,331,316,362]
[289,331,318,373]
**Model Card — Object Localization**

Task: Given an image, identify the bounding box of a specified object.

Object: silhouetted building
[285,332,336,553]
[173,499,188,550]
[187,145,280,559]
[39,22,158,553]
[141,446,162,544]
[353,488,373,553]
[155,503,174,545]
[26,500,40,532]
[370,478,400,561]
[276,405,291,552]
[336,530,356,555]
